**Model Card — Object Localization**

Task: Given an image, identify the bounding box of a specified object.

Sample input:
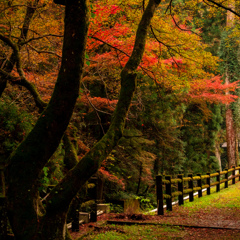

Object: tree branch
[19,33,63,46]
[27,44,62,58]
[0,69,47,111]
[205,0,240,17]
[90,36,157,81]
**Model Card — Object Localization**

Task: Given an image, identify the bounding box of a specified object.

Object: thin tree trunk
[235,129,239,166]
[0,0,39,96]
[225,0,236,168]
[226,106,236,168]
[136,163,143,195]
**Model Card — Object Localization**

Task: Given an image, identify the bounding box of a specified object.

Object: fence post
[156,175,164,215]
[71,206,80,232]
[225,168,228,188]
[165,176,172,211]
[90,177,98,222]
[0,166,7,240]
[232,166,236,185]
[188,174,193,202]
[216,170,220,192]
[177,174,184,205]
[207,172,211,195]
[197,173,202,198]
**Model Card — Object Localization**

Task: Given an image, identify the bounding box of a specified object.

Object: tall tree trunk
[236,130,239,166]
[226,106,236,168]
[225,0,236,168]
[7,1,89,239]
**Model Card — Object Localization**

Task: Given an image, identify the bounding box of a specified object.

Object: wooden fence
[156,166,240,215]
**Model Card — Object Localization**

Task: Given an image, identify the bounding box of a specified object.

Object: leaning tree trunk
[6,1,89,239]
[6,0,161,239]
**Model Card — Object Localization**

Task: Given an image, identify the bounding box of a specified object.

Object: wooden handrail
[156,165,240,215]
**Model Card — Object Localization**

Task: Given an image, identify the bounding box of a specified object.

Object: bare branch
[205,0,240,17]
[0,68,47,110]
[0,34,47,109]
[149,25,199,65]
[165,0,173,14]
[20,34,63,46]
[169,4,200,36]
[81,81,112,116]
[27,44,62,58]
[90,36,157,80]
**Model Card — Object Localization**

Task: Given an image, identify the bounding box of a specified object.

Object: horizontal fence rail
[156,165,240,215]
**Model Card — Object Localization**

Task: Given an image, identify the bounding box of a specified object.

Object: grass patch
[182,181,240,211]
[79,224,184,240]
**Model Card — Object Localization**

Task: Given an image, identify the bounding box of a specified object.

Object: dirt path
[71,181,240,239]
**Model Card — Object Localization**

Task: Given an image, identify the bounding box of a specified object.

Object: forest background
[0,0,240,239]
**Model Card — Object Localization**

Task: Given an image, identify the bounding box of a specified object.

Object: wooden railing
[156,166,240,215]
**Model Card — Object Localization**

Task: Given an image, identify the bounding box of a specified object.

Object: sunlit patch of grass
[182,181,240,211]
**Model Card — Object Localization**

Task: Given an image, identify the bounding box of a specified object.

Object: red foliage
[98,167,125,189]
[187,76,239,104]
[80,94,118,112]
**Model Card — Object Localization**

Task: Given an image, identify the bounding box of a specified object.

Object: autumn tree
[1,0,163,239]
[81,0,238,182]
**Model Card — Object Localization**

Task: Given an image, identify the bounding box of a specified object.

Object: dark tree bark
[6,0,161,239]
[7,1,89,239]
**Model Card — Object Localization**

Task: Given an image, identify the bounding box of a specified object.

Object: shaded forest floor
[71,181,240,239]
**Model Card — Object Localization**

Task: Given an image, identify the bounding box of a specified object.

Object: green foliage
[218,29,240,83]
[135,79,186,176]
[218,29,240,127]
[110,204,124,213]
[0,96,34,163]
[196,8,225,55]
[181,104,221,174]
[39,143,65,194]
[136,194,156,211]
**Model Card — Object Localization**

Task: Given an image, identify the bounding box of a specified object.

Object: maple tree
[81,0,239,184]
[0,0,240,239]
